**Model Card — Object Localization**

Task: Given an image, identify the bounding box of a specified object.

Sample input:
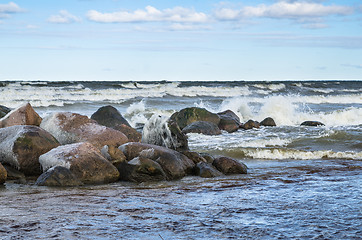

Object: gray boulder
[182,121,221,135]
[35,166,83,187]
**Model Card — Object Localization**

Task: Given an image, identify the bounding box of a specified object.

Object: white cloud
[215,2,353,20]
[0,2,23,18]
[48,10,81,24]
[87,5,208,23]
[169,23,211,31]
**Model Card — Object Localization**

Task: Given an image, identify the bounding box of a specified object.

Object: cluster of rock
[0,104,248,187]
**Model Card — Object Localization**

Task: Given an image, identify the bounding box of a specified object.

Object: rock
[242,120,260,130]
[213,157,247,175]
[142,114,189,151]
[199,153,215,164]
[116,156,166,183]
[39,142,120,185]
[0,103,42,128]
[101,145,127,166]
[170,107,220,130]
[301,121,325,127]
[91,105,131,128]
[35,166,83,187]
[0,125,60,176]
[40,112,128,149]
[181,151,207,164]
[217,110,241,133]
[114,124,142,142]
[260,117,276,127]
[195,162,223,178]
[0,163,7,184]
[1,164,26,183]
[119,142,195,180]
[0,105,11,118]
[182,121,222,135]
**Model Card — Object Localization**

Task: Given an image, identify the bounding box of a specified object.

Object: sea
[0,80,361,239]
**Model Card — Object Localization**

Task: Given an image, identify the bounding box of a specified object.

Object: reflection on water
[1,158,361,240]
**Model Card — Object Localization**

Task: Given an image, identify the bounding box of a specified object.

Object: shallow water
[1,158,361,240]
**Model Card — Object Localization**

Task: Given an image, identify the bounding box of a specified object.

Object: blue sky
[0,0,361,81]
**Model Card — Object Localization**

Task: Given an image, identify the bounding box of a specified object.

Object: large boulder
[301,121,325,127]
[0,105,11,118]
[260,117,276,127]
[170,107,220,130]
[91,105,131,128]
[0,163,7,184]
[39,142,120,185]
[119,142,195,180]
[116,156,166,183]
[182,121,221,135]
[217,110,241,133]
[213,157,247,175]
[0,103,42,128]
[195,162,223,178]
[242,119,260,130]
[142,114,189,151]
[114,124,142,142]
[35,166,83,187]
[40,112,128,149]
[0,125,60,176]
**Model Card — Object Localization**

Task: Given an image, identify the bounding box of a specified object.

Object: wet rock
[35,166,83,187]
[2,164,26,183]
[217,110,241,133]
[119,142,195,180]
[242,120,260,130]
[195,162,223,178]
[170,107,220,130]
[116,156,166,183]
[0,105,11,118]
[182,121,221,135]
[142,114,189,152]
[91,105,131,128]
[0,163,7,184]
[39,142,120,185]
[199,153,215,164]
[40,112,128,149]
[301,121,325,127]
[260,117,276,127]
[181,151,207,164]
[0,125,60,176]
[114,124,142,142]
[101,145,127,166]
[213,157,247,175]
[0,103,42,128]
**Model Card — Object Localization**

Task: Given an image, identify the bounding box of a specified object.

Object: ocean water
[0,80,361,239]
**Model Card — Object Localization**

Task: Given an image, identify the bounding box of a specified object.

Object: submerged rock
[91,105,131,128]
[301,121,325,127]
[0,103,42,128]
[0,163,7,184]
[39,142,120,185]
[217,110,241,133]
[182,121,221,135]
[170,107,220,130]
[213,157,247,175]
[260,117,276,127]
[40,112,128,149]
[195,162,223,178]
[0,125,60,176]
[119,142,194,180]
[36,166,83,187]
[2,164,26,183]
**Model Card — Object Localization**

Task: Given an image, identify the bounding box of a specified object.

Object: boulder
[35,166,83,187]
[213,157,247,175]
[242,120,260,130]
[119,142,195,180]
[260,117,276,127]
[40,112,128,149]
[114,124,142,142]
[116,156,166,183]
[182,121,221,135]
[301,121,325,127]
[181,151,207,164]
[195,162,223,178]
[91,105,131,128]
[0,163,7,184]
[217,110,241,133]
[0,103,42,128]
[0,125,60,176]
[0,105,11,118]
[199,152,215,164]
[101,145,127,166]
[39,142,120,185]
[142,114,189,151]
[1,164,26,184]
[170,107,220,130]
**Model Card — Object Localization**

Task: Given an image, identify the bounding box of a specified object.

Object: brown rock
[39,142,120,185]
[260,117,276,127]
[170,107,220,130]
[0,163,7,184]
[40,112,128,149]
[114,124,142,142]
[213,156,247,175]
[101,145,127,166]
[181,151,207,164]
[242,120,260,130]
[0,125,60,176]
[35,166,83,187]
[217,110,241,133]
[0,103,42,128]
[195,162,223,178]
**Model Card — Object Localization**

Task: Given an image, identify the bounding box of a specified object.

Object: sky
[0,0,361,81]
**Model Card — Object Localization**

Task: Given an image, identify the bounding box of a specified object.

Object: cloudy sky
[0,0,361,81]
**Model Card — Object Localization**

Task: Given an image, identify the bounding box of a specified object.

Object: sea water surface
[0,80,361,239]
